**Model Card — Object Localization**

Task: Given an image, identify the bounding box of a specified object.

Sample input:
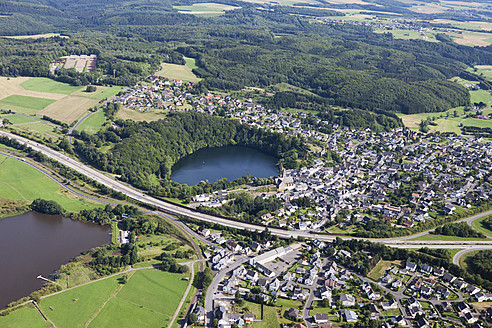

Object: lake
[0,212,110,308]
[171,146,279,186]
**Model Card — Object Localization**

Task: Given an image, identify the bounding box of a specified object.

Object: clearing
[367,260,399,281]
[116,106,166,122]
[155,61,201,82]
[174,2,241,15]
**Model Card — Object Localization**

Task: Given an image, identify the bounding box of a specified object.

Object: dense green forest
[0,0,491,114]
[74,112,306,197]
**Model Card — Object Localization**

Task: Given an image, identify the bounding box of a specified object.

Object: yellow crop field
[39,96,100,124]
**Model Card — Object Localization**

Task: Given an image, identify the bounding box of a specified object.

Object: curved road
[2,130,492,250]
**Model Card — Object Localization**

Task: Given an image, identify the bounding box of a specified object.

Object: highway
[2,130,492,250]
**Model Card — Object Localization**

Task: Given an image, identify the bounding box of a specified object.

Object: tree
[188,313,197,324]
[86,85,97,92]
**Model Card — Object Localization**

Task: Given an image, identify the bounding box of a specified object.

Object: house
[368,304,381,319]
[293,289,307,300]
[314,313,330,324]
[433,267,445,276]
[456,301,468,313]
[444,203,456,215]
[465,285,480,295]
[342,309,358,322]
[475,291,488,302]
[416,317,430,328]
[453,279,467,290]
[340,294,355,307]
[421,286,433,298]
[406,261,417,272]
[257,278,268,288]
[246,270,258,282]
[320,286,332,300]
[285,308,300,320]
[436,286,450,299]
[226,240,241,252]
[243,313,255,323]
[441,301,452,312]
[194,305,205,322]
[393,315,407,326]
[442,273,455,283]
[269,278,281,292]
[420,264,433,275]
[382,298,398,311]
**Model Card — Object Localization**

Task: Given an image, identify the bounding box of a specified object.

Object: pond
[0,212,110,308]
[171,146,279,186]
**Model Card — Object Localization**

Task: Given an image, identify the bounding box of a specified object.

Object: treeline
[462,126,492,138]
[432,222,486,239]
[74,112,306,197]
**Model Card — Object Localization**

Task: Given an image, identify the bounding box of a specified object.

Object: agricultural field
[0,154,102,212]
[21,77,83,95]
[38,269,190,328]
[469,89,492,106]
[471,65,492,80]
[174,2,240,16]
[1,33,67,39]
[77,110,106,134]
[39,96,100,124]
[462,118,492,129]
[0,95,55,114]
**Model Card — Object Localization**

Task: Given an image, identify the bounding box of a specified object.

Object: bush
[30,198,64,215]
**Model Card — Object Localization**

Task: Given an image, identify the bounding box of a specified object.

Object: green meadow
[21,77,83,95]
[0,154,101,212]
[0,95,55,113]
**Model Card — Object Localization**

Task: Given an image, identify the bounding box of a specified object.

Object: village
[110,77,492,238]
[186,226,492,328]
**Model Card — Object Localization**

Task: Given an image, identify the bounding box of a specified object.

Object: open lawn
[471,215,492,237]
[77,110,106,134]
[155,62,201,82]
[21,77,83,95]
[0,154,101,212]
[184,56,198,70]
[39,96,99,124]
[116,106,166,122]
[11,122,60,136]
[0,95,55,113]
[409,234,489,241]
[240,301,281,328]
[0,305,49,328]
[470,301,492,311]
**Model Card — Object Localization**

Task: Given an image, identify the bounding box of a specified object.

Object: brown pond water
[0,212,110,308]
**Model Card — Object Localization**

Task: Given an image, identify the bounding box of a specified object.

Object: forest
[0,0,491,114]
[74,112,306,197]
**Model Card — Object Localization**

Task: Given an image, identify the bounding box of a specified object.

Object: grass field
[409,234,490,241]
[367,260,394,281]
[470,89,492,105]
[0,305,48,328]
[10,122,59,136]
[40,275,121,328]
[38,269,189,328]
[39,96,99,124]
[155,61,201,82]
[0,154,101,212]
[0,95,55,113]
[471,215,492,237]
[0,113,37,124]
[75,110,106,134]
[472,65,492,80]
[470,301,492,311]
[21,77,83,95]
[462,118,492,129]
[71,86,124,100]
[174,2,240,15]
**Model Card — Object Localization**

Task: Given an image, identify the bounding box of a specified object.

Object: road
[204,257,250,327]
[452,247,491,265]
[1,130,492,250]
